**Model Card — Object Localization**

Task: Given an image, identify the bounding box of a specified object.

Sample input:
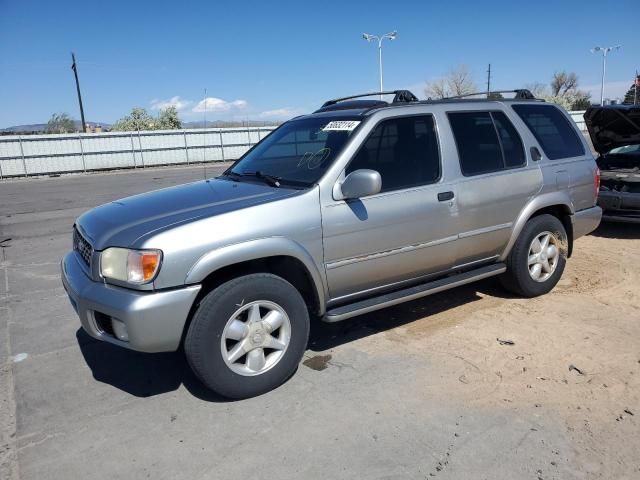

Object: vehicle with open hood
[585,104,640,222]
[62,89,601,398]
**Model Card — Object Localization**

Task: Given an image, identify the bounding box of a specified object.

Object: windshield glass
[609,144,640,155]
[227,117,361,187]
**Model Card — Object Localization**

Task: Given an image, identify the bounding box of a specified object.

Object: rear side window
[448,111,525,176]
[512,104,584,160]
[346,115,440,192]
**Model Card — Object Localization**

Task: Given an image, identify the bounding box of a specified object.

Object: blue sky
[0,0,637,127]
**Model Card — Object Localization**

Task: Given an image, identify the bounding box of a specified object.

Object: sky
[0,0,637,128]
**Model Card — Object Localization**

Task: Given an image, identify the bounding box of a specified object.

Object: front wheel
[184,273,310,399]
[501,214,568,297]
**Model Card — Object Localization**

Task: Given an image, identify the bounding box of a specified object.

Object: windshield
[226,117,361,187]
[609,144,640,155]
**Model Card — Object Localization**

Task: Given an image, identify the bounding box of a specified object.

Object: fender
[499,191,574,261]
[185,237,327,313]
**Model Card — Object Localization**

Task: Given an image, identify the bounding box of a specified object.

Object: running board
[322,263,506,323]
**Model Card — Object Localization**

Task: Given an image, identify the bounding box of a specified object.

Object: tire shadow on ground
[75,329,230,402]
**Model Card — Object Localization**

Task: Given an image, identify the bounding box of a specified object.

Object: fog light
[111,318,129,342]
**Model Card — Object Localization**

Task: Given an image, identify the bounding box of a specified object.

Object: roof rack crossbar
[441,89,536,100]
[322,90,418,108]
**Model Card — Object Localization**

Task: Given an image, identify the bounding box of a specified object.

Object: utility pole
[70,52,87,133]
[635,71,639,105]
[486,63,491,96]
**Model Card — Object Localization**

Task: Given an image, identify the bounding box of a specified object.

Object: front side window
[448,111,525,176]
[228,117,360,187]
[512,104,585,160]
[346,115,441,192]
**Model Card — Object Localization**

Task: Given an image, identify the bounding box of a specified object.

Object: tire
[184,273,310,399]
[501,214,568,298]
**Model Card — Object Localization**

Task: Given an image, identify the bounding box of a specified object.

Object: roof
[305,89,543,118]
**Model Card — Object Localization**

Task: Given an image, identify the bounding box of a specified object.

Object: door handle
[437,191,454,202]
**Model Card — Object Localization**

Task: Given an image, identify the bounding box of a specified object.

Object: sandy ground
[1,165,639,479]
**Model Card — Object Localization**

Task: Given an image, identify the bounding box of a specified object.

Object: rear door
[321,114,458,302]
[445,108,543,267]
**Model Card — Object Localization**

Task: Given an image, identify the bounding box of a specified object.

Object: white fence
[569,110,586,132]
[0,126,277,179]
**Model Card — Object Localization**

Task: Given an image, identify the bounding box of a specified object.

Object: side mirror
[337,169,382,200]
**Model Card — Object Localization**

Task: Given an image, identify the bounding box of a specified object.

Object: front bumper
[598,191,640,223]
[571,206,602,239]
[61,252,201,352]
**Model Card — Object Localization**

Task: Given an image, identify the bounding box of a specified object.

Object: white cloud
[192,97,248,113]
[257,108,300,120]
[150,96,193,111]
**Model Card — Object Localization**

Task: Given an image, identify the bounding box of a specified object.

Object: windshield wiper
[225,170,281,187]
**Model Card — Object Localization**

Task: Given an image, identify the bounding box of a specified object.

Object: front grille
[73,227,93,267]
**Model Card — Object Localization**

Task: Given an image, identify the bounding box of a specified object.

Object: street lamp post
[362,31,397,99]
[591,45,621,106]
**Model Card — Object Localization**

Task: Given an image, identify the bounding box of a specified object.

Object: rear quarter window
[512,104,585,160]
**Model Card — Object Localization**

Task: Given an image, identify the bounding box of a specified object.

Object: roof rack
[321,90,419,108]
[441,89,536,100]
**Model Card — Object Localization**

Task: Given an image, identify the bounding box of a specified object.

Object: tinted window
[512,104,585,160]
[492,111,526,168]
[346,115,440,192]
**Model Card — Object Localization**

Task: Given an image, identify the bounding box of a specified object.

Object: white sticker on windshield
[322,120,361,132]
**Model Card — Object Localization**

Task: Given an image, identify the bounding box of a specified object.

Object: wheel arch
[501,193,575,261]
[185,237,327,316]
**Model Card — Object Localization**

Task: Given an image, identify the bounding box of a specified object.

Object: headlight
[100,248,162,284]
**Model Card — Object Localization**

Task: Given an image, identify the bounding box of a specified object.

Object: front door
[321,114,458,302]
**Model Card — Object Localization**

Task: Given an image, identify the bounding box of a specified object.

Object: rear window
[512,104,584,160]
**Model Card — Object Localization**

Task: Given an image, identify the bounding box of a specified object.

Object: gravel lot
[1,165,639,480]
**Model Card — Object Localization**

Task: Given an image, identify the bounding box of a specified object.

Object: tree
[156,106,182,129]
[424,65,477,99]
[111,107,155,131]
[551,71,578,97]
[487,92,504,100]
[525,82,548,98]
[46,112,76,133]
[622,76,640,104]
[111,106,182,131]
[527,72,592,110]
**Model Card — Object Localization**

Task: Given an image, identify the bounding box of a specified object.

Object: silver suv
[61,89,602,398]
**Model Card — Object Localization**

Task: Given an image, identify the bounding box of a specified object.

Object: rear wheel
[184,273,309,399]
[501,214,568,297]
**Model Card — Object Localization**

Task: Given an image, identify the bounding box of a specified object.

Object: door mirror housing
[336,169,382,200]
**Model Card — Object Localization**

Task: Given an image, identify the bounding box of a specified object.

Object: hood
[584,105,640,154]
[76,178,300,250]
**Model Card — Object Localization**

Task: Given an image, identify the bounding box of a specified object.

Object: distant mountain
[0,121,111,134]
